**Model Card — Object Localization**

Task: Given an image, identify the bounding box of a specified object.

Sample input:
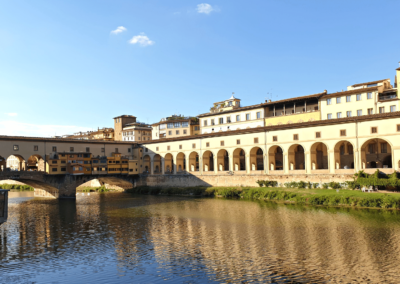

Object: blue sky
[0,0,399,137]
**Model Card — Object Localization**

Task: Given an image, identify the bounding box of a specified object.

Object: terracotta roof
[351,79,389,87]
[113,115,136,119]
[141,111,400,145]
[198,92,325,118]
[151,118,198,126]
[322,86,379,99]
[0,136,137,145]
[397,67,400,71]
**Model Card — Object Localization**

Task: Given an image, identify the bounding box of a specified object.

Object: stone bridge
[0,171,139,198]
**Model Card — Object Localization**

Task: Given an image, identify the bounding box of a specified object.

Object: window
[345,111,351,117]
[246,114,250,120]
[273,136,278,142]
[254,138,259,143]
[167,146,170,150]
[357,109,362,116]
[192,143,196,149]
[176,130,179,135]
[211,119,215,125]
[86,147,90,153]
[167,123,173,128]
[236,115,240,122]
[256,112,261,119]
[206,142,210,147]
[327,98,332,105]
[356,94,361,101]
[168,131,172,135]
[337,112,342,118]
[293,134,298,140]
[204,120,208,126]
[346,95,351,102]
[220,141,224,146]
[336,97,341,104]
[174,122,180,128]
[115,148,118,153]
[379,107,385,114]
[145,148,148,152]
[368,83,377,87]
[182,122,189,127]
[52,146,57,152]
[371,127,377,134]
[61,168,66,171]
[327,113,332,120]
[315,132,321,138]
[34,145,38,151]
[52,168,57,172]
[367,92,372,99]
[52,160,57,164]
[381,143,388,154]
[183,130,187,134]
[227,117,231,123]
[397,125,400,132]
[101,148,105,152]
[219,118,224,124]
[368,108,373,115]
[128,148,131,153]
[390,105,396,112]
[70,147,74,152]
[236,139,240,145]
[156,147,159,151]
[340,130,346,137]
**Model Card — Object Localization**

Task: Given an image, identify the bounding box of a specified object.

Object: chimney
[268,99,272,102]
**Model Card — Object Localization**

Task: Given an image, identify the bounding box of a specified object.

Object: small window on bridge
[34,145,38,151]
[52,147,57,152]
[61,168,66,171]
[101,148,105,152]
[115,148,119,153]
[13,145,19,151]
[86,147,90,153]
[70,147,74,152]
[128,148,131,153]
[52,168,57,172]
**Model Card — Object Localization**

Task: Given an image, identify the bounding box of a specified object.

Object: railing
[379,94,397,101]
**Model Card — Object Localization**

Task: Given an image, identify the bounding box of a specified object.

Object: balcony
[378,94,398,101]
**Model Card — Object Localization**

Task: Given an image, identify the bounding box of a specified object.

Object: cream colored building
[114,115,152,142]
[199,95,265,134]
[152,115,200,140]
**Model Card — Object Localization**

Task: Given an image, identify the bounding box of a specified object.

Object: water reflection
[1,193,400,283]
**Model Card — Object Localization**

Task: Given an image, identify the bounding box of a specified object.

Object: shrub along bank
[126,186,400,210]
[0,184,34,191]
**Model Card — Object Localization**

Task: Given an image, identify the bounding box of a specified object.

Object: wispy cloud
[6,113,17,117]
[0,120,91,137]
[111,26,127,34]
[197,3,214,14]
[129,33,154,47]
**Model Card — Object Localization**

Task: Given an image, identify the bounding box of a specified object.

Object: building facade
[152,115,200,140]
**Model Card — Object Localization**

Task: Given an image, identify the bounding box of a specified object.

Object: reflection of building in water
[141,199,400,283]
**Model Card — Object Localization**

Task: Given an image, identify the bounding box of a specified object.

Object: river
[1,192,400,283]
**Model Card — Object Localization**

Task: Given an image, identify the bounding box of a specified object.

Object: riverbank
[126,186,400,209]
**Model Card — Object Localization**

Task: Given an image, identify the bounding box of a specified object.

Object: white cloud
[0,120,91,137]
[129,33,154,47]
[197,3,214,14]
[6,113,17,117]
[111,26,127,34]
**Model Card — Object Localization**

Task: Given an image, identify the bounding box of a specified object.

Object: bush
[0,184,34,191]
[256,180,264,187]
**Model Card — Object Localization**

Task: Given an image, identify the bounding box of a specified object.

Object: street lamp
[0,189,9,224]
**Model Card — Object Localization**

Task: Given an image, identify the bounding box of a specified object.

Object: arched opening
[233,148,246,171]
[310,142,328,170]
[268,146,283,171]
[361,138,392,169]
[288,144,305,170]
[202,151,214,171]
[217,149,229,171]
[165,153,174,173]
[188,152,199,172]
[143,155,150,173]
[176,152,186,172]
[334,141,354,169]
[250,147,264,171]
[26,155,45,171]
[6,155,26,171]
[153,154,161,174]
[0,155,6,171]
[0,179,59,198]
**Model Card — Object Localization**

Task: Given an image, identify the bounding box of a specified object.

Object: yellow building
[152,115,200,140]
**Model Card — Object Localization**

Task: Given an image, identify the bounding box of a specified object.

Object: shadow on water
[2,192,400,283]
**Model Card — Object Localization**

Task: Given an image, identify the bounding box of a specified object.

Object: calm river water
[1,192,400,283]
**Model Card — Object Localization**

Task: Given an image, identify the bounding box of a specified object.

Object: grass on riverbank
[0,184,34,191]
[79,186,113,193]
[126,186,400,209]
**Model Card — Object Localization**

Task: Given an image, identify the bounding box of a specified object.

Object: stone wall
[139,173,354,188]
